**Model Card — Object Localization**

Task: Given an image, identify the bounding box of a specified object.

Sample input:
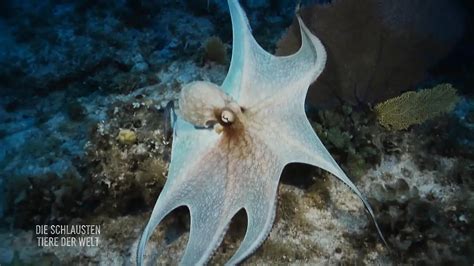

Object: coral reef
[276,0,465,106]
[312,101,473,264]
[0,1,215,97]
[1,96,172,228]
[363,172,473,264]
[0,0,472,265]
[82,98,171,217]
[0,55,225,237]
[311,105,385,179]
[1,93,472,265]
[375,84,460,130]
[3,171,84,229]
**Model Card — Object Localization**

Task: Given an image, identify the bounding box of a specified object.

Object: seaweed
[364,178,474,264]
[277,190,314,233]
[312,105,386,179]
[82,99,171,217]
[202,36,228,65]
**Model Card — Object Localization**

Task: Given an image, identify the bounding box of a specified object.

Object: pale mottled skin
[137,1,386,265]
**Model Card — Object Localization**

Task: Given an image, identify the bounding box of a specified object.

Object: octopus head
[179,81,244,134]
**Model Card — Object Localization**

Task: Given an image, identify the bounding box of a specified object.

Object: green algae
[305,174,331,210]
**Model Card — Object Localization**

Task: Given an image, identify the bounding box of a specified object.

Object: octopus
[137,0,386,265]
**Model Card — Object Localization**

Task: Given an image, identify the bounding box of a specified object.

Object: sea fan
[276,0,465,107]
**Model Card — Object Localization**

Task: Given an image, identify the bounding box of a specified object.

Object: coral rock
[117,129,137,145]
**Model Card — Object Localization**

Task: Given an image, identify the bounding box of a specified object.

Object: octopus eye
[220,108,235,125]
